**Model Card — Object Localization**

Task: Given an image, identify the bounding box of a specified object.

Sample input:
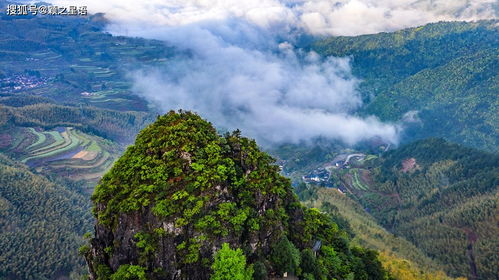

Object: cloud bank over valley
[51,0,497,144]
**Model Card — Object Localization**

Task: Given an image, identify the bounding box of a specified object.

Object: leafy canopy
[210,243,253,280]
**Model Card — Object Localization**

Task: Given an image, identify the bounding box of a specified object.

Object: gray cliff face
[85,186,298,279]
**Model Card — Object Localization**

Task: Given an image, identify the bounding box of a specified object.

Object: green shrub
[210,243,253,280]
[110,265,147,280]
[270,236,300,275]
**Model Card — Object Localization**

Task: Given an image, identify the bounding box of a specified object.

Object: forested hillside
[0,153,92,279]
[290,138,498,279]
[299,186,461,280]
[343,139,498,279]
[304,21,499,278]
[313,20,498,151]
[0,102,153,143]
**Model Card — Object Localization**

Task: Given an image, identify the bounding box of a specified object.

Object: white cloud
[124,21,400,145]
[53,0,497,35]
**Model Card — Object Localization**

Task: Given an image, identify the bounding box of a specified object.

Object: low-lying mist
[121,20,399,145]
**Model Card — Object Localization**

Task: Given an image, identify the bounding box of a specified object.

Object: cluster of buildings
[301,153,366,191]
[0,74,48,93]
[302,167,331,186]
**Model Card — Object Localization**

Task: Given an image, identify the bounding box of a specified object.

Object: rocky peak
[83,111,388,280]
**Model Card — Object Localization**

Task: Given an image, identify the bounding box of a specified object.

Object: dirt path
[463,228,478,280]
[344,153,365,165]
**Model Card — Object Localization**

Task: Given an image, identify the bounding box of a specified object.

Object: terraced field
[329,164,373,193]
[0,126,120,183]
[350,168,369,191]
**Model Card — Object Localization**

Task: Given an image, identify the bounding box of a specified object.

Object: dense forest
[0,153,92,279]
[299,186,463,280]
[351,139,498,279]
[293,138,498,279]
[313,20,498,151]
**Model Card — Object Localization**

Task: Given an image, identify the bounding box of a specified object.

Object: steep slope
[0,153,93,279]
[350,139,498,279]
[0,103,154,144]
[84,111,390,280]
[313,20,498,151]
[300,186,461,280]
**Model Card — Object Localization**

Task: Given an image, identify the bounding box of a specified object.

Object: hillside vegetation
[0,103,153,143]
[0,153,92,279]
[300,186,462,280]
[313,20,498,151]
[371,139,498,279]
[323,139,498,279]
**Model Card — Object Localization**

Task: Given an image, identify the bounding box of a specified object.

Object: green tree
[210,243,253,280]
[253,261,268,280]
[110,265,146,280]
[300,249,323,280]
[270,236,301,275]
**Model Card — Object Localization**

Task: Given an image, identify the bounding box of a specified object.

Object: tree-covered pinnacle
[85,110,390,280]
[92,110,290,232]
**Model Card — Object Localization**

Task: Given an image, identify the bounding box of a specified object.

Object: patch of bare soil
[463,228,479,280]
[401,158,417,173]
